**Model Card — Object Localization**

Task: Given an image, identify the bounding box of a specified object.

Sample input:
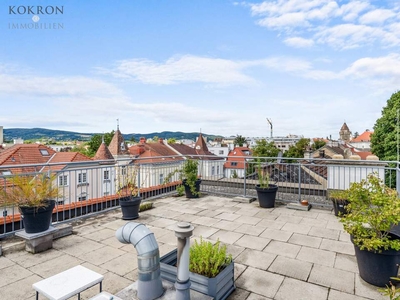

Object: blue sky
[1,0,399,139]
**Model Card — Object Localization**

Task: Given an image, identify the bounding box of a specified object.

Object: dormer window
[120,142,125,151]
[40,149,49,156]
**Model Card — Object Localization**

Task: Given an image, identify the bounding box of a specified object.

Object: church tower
[339,122,351,142]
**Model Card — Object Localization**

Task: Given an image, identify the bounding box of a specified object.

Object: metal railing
[0,155,398,238]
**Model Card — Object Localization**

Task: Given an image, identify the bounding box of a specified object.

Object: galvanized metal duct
[116,222,164,300]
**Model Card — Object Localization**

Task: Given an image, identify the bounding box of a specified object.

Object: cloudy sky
[1,0,399,139]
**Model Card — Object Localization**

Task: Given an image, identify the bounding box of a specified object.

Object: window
[121,166,127,176]
[78,172,87,185]
[231,162,238,166]
[211,166,215,176]
[58,175,68,186]
[103,191,110,196]
[40,149,50,156]
[104,170,110,180]
[159,174,164,185]
[219,150,224,155]
[2,170,11,176]
[217,166,220,175]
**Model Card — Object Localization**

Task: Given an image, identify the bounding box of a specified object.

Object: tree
[234,134,246,147]
[167,138,176,144]
[353,132,359,139]
[371,91,400,161]
[312,140,326,150]
[284,138,310,159]
[152,136,159,142]
[252,139,279,161]
[86,130,115,157]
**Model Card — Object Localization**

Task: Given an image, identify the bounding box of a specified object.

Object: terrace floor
[0,195,386,300]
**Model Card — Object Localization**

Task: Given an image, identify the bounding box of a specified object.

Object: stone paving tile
[234,215,262,225]
[293,210,320,219]
[281,222,311,235]
[226,287,251,300]
[0,264,33,288]
[268,255,312,281]
[192,224,219,238]
[235,266,284,299]
[8,249,63,269]
[101,252,138,277]
[27,253,83,278]
[308,226,340,240]
[80,245,125,266]
[234,262,247,281]
[263,240,301,258]
[235,249,276,270]
[0,256,15,270]
[309,264,355,294]
[246,293,273,299]
[234,224,265,236]
[82,271,132,298]
[234,235,271,251]
[55,237,107,256]
[260,228,293,242]
[171,213,199,223]
[195,209,221,217]
[254,210,278,220]
[217,212,241,221]
[299,217,328,228]
[225,243,245,259]
[154,230,177,245]
[288,233,322,248]
[275,215,303,224]
[297,246,336,267]
[334,253,359,273]
[339,231,352,242]
[215,206,241,214]
[270,207,296,216]
[354,275,386,300]
[102,218,130,230]
[192,216,220,226]
[148,218,177,228]
[320,239,355,255]
[101,235,128,249]
[147,226,171,240]
[234,207,261,217]
[326,220,344,230]
[275,277,329,300]
[210,230,244,244]
[158,243,177,257]
[213,220,242,231]
[328,289,371,300]
[257,219,286,230]
[0,274,42,300]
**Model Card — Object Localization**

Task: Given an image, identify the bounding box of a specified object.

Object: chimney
[319,150,325,158]
[158,138,163,144]
[140,137,146,144]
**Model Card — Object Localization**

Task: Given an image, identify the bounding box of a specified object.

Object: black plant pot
[19,200,55,234]
[353,239,400,287]
[120,196,141,220]
[255,184,278,208]
[332,200,349,217]
[183,179,201,198]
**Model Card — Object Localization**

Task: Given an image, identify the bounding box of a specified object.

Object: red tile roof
[351,130,373,142]
[130,140,183,163]
[109,129,129,156]
[224,147,252,169]
[45,152,92,171]
[94,142,114,160]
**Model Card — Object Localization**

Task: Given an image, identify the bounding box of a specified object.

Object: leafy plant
[189,237,232,278]
[164,159,200,196]
[340,173,400,251]
[139,202,153,212]
[379,277,400,300]
[329,190,349,202]
[0,173,60,208]
[117,166,140,199]
[256,159,270,189]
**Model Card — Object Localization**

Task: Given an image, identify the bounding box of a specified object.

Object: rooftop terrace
[0,195,386,300]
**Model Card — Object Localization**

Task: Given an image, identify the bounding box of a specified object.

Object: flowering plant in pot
[117,166,141,220]
[164,159,201,198]
[340,173,400,287]
[254,160,278,208]
[0,173,59,233]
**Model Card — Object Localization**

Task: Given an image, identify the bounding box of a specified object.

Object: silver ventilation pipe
[116,222,164,300]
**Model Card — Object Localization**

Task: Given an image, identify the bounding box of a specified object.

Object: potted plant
[340,173,400,287]
[329,189,349,217]
[117,166,141,220]
[254,160,278,208]
[0,173,59,234]
[160,237,235,300]
[165,159,201,198]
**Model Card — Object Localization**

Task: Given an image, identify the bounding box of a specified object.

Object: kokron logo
[9,6,64,15]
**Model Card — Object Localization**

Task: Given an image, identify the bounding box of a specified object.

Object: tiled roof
[340,122,350,131]
[45,152,92,171]
[109,130,129,156]
[224,147,252,169]
[351,130,373,142]
[130,140,183,163]
[94,142,114,160]
[169,134,219,160]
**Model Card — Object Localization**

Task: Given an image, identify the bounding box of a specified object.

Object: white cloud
[358,9,396,24]
[284,37,315,48]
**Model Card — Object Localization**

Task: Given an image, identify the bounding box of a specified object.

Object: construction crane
[266,118,273,139]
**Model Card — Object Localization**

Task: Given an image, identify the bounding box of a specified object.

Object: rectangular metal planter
[160,249,235,300]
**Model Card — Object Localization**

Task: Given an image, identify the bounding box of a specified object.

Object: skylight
[40,149,49,156]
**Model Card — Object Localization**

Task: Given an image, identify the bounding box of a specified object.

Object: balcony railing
[0,155,398,238]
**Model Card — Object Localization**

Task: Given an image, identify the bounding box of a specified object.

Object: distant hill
[3,128,223,142]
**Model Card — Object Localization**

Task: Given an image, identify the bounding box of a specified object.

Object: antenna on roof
[266,118,273,139]
[102,132,104,144]
[117,118,119,131]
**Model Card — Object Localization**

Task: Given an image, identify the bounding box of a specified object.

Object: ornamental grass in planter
[160,237,235,300]
[117,166,142,220]
[255,160,278,208]
[340,173,400,287]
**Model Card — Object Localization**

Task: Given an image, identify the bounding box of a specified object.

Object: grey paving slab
[234,262,247,281]
[210,230,243,244]
[27,253,83,278]
[87,228,123,242]
[268,255,312,281]
[246,293,273,299]
[328,289,370,300]
[8,248,63,269]
[309,264,355,294]
[270,207,296,216]
[101,252,138,277]
[171,213,199,223]
[263,240,301,259]
[299,217,328,228]
[308,226,340,240]
[234,215,262,225]
[80,245,125,266]
[254,210,279,220]
[326,220,344,231]
[0,264,33,288]
[225,243,246,259]
[146,226,171,240]
[55,237,105,256]
[155,230,177,246]
[0,274,42,300]
[281,222,311,235]
[334,253,359,273]
[354,275,386,300]
[216,212,241,221]
[339,231,352,242]
[275,277,329,300]
[275,215,303,224]
[297,246,336,267]
[0,256,15,269]
[288,233,322,248]
[101,235,127,249]
[293,210,320,219]
[234,224,265,236]
[226,287,251,300]
[234,234,271,251]
[320,239,355,255]
[260,228,293,242]
[234,207,261,217]
[192,216,220,226]
[215,206,241,214]
[235,249,276,270]
[102,219,130,230]
[257,219,286,230]
[148,218,177,228]
[158,243,177,257]
[195,209,221,217]
[235,266,284,299]
[192,224,219,238]
[213,220,242,231]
